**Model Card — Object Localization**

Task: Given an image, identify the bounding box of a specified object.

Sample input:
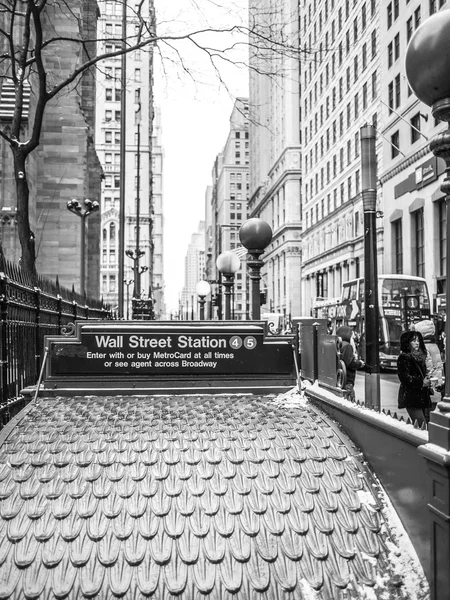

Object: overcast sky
[153,0,248,312]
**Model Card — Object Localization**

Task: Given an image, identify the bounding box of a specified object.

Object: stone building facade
[0,0,102,298]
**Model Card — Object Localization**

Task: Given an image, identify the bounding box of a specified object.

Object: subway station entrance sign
[43,321,297,395]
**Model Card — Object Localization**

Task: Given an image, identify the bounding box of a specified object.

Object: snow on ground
[274,385,431,600]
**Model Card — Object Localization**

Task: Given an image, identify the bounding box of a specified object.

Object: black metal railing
[0,254,111,426]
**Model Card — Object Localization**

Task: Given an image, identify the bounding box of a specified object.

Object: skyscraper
[248,0,302,320]
[96,0,161,315]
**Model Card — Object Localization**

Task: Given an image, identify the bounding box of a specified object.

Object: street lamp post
[125,248,146,298]
[66,198,99,296]
[239,218,273,320]
[406,13,450,599]
[360,125,381,411]
[196,280,211,320]
[124,279,133,320]
[216,251,241,320]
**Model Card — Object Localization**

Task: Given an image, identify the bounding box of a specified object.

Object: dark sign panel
[46,321,294,378]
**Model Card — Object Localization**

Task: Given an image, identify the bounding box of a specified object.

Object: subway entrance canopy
[42,321,297,396]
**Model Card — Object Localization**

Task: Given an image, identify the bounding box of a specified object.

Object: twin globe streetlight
[212,218,273,321]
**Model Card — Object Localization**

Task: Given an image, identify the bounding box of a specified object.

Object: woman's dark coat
[397,330,431,409]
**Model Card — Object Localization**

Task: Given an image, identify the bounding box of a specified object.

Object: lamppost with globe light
[216,251,240,320]
[196,280,211,320]
[125,248,146,298]
[66,198,99,296]
[239,218,273,320]
[405,13,450,598]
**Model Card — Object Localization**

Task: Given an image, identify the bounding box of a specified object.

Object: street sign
[43,321,296,395]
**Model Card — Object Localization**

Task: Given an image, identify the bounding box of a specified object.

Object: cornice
[379,145,431,185]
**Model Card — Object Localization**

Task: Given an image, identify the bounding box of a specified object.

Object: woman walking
[397,330,432,427]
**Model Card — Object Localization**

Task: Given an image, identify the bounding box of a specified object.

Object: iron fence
[0,254,111,426]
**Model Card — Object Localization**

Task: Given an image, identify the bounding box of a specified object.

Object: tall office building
[299,0,383,315]
[248,0,302,320]
[300,0,448,316]
[181,221,206,318]
[0,0,102,297]
[96,0,161,314]
[151,107,165,319]
[380,0,447,316]
[206,99,249,320]
[249,0,449,319]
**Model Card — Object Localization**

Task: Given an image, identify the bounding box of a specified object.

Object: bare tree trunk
[14,150,37,282]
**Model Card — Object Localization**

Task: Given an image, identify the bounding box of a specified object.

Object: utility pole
[135,89,142,298]
[360,125,381,410]
[118,0,127,318]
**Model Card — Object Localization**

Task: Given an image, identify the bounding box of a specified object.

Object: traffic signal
[260,291,267,305]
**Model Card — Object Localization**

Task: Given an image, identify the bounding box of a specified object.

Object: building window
[430,0,437,13]
[393,219,403,274]
[414,6,421,29]
[414,208,425,277]
[371,30,377,57]
[395,74,401,108]
[388,42,393,68]
[105,88,112,101]
[362,3,367,29]
[387,2,393,28]
[394,0,399,19]
[407,16,413,41]
[388,81,394,113]
[362,83,368,109]
[394,33,400,61]
[362,43,367,70]
[391,130,400,158]
[354,56,358,81]
[411,113,421,143]
[372,70,377,99]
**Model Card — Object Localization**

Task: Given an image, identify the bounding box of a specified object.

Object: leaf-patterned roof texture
[0,391,425,599]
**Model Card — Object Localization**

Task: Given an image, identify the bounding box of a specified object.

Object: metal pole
[247,250,264,320]
[199,297,205,320]
[80,214,86,297]
[360,125,380,411]
[134,105,141,298]
[118,0,127,318]
[223,275,234,320]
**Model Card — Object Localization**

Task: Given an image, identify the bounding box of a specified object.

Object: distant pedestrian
[413,320,444,406]
[336,325,365,401]
[397,330,432,427]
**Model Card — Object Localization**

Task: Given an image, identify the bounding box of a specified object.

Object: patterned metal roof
[0,392,418,599]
